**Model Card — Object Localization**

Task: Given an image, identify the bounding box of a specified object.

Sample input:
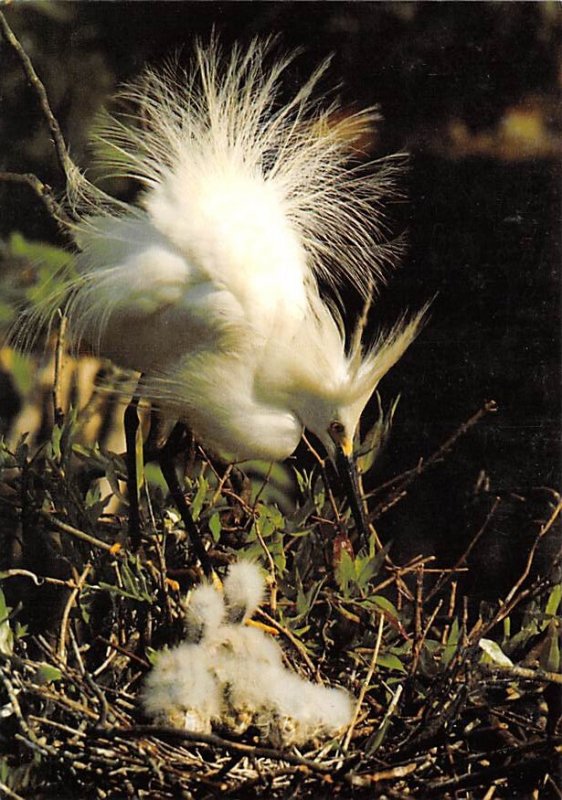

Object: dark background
[1,2,560,596]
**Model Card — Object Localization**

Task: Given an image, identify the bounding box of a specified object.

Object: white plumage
[19,38,425,469]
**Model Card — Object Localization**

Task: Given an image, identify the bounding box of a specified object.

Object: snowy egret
[18,39,425,569]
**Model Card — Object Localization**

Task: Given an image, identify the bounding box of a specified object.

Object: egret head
[292,306,427,540]
[296,307,425,459]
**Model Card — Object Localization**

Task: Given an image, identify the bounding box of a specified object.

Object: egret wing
[65,212,247,374]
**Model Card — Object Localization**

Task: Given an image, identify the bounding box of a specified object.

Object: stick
[92,724,334,775]
[0,11,75,181]
[0,170,72,230]
[342,612,384,751]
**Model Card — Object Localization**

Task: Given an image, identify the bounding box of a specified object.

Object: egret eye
[329,420,345,440]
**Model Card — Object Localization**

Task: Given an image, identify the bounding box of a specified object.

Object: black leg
[159,423,213,577]
[124,391,142,550]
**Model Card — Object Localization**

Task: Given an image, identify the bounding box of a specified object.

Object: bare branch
[0,11,75,181]
[0,171,72,231]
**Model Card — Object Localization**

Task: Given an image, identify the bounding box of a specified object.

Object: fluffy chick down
[141,561,355,746]
[140,643,221,733]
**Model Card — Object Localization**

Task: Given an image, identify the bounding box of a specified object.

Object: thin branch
[480,661,562,686]
[52,310,68,427]
[348,756,416,787]
[0,782,26,800]
[92,724,335,775]
[426,495,502,601]
[0,11,74,181]
[502,498,561,608]
[39,509,120,553]
[368,400,498,518]
[58,562,92,662]
[0,170,72,230]
[477,498,562,638]
[342,612,384,751]
[0,568,78,589]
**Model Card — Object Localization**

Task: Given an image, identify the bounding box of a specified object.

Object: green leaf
[446,617,460,647]
[97,582,149,603]
[144,462,167,491]
[84,482,109,525]
[376,652,407,673]
[36,664,62,684]
[293,572,324,621]
[254,503,284,538]
[545,584,562,618]
[51,424,63,461]
[14,621,28,640]
[441,617,461,667]
[245,505,286,574]
[540,620,560,673]
[355,552,382,589]
[335,550,355,596]
[367,595,400,621]
[208,511,222,543]
[190,476,208,522]
[57,406,80,465]
[442,618,461,666]
[0,590,14,656]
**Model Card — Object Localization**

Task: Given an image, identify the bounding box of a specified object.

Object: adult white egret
[18,39,425,572]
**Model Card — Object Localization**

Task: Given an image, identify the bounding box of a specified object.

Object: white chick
[143,561,355,747]
[141,642,221,733]
[265,673,354,747]
[221,560,283,670]
[212,562,285,733]
[184,582,225,643]
[223,560,265,623]
[301,682,355,740]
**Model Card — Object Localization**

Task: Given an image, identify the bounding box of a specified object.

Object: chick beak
[334,440,370,546]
